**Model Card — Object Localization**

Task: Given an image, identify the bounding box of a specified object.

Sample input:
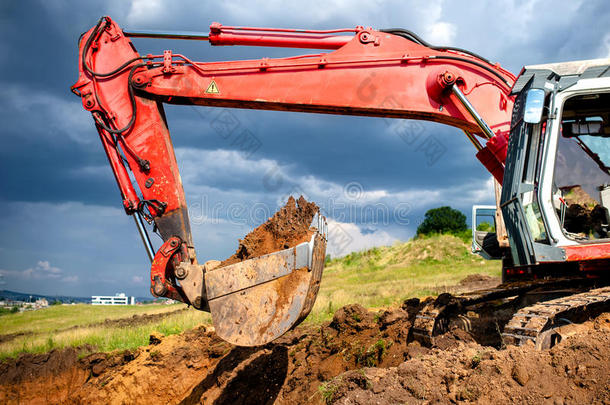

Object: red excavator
[72,17,610,348]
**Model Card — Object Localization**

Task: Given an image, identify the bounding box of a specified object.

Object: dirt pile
[561,185,597,207]
[219,196,319,267]
[456,273,499,292]
[1,299,609,404]
[0,301,421,404]
[328,314,610,404]
[564,203,609,238]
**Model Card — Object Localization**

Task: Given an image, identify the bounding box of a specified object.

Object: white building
[91,293,136,305]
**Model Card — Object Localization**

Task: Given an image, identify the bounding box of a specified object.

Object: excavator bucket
[204,217,327,346]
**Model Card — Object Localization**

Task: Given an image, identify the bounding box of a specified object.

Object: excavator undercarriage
[412,275,610,349]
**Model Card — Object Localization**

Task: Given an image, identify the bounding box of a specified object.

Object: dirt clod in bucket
[219,196,319,267]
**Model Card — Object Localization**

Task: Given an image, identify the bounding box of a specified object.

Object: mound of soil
[559,185,608,238]
[457,273,500,292]
[560,185,597,207]
[219,196,319,267]
[459,274,493,285]
[0,302,420,405]
[329,314,610,404]
[1,303,609,404]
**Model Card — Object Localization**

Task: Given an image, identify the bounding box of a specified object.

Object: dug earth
[1,304,609,404]
[217,195,319,267]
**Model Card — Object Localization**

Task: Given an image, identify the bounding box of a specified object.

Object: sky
[0,0,609,297]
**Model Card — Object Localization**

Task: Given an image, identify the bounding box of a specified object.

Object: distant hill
[0,290,90,303]
[308,234,502,322]
[0,290,151,304]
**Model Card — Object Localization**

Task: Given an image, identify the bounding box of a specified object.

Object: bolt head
[175,266,188,279]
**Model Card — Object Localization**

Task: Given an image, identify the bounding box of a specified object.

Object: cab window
[553,92,610,241]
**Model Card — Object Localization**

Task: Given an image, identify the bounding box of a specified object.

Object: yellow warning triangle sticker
[205,80,220,94]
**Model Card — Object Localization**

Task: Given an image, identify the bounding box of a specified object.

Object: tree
[417,206,467,236]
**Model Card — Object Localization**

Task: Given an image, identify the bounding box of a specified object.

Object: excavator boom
[77,16,599,347]
[71,16,518,346]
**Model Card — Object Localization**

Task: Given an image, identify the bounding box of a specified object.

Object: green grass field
[0,234,500,359]
[2,302,186,336]
[306,234,501,323]
[0,304,211,360]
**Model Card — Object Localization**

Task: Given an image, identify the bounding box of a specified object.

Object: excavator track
[411,277,607,346]
[502,286,610,349]
[412,278,572,343]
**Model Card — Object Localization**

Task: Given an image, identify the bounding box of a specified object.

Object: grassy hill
[306,234,501,323]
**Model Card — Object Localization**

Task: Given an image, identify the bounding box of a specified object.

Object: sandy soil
[1,291,609,405]
[219,196,318,267]
[330,314,610,404]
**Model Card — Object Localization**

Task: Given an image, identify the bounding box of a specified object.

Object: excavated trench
[1,300,609,404]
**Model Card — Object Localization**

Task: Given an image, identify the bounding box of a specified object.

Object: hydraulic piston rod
[133,211,155,262]
[451,85,496,140]
[123,29,210,41]
[124,24,354,49]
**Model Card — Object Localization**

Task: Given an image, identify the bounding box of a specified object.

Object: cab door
[501,85,562,266]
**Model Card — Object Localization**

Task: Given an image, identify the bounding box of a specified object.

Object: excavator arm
[72,16,515,346]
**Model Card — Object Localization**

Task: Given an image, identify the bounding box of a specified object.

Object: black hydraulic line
[90,63,146,135]
[380,28,494,66]
[81,17,145,78]
[380,28,426,45]
[79,17,164,171]
[380,28,512,87]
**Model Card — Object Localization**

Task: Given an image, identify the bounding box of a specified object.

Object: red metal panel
[72,17,192,244]
[564,244,610,262]
[134,32,515,143]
